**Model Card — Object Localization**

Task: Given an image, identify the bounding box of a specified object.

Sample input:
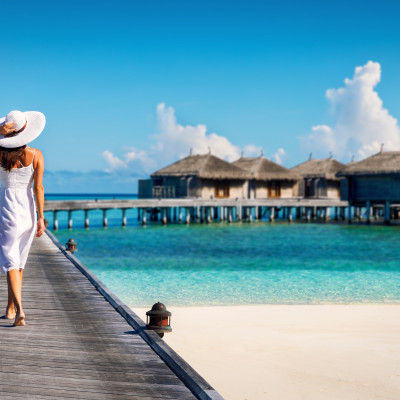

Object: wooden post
[306,207,311,222]
[214,207,218,220]
[141,209,146,225]
[340,207,345,221]
[206,208,211,224]
[137,208,141,222]
[237,204,242,221]
[178,207,182,222]
[384,201,390,225]
[162,208,167,225]
[122,209,127,227]
[347,205,352,224]
[173,207,177,222]
[84,210,89,229]
[228,207,233,223]
[53,211,59,231]
[102,209,108,228]
[68,210,73,230]
[324,207,329,221]
[366,201,371,224]
[186,208,191,224]
[196,206,200,221]
[334,207,338,221]
[296,207,301,220]
[269,207,275,222]
[249,208,253,223]
[287,207,292,223]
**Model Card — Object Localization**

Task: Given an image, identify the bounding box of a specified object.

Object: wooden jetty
[44,198,351,230]
[0,231,223,400]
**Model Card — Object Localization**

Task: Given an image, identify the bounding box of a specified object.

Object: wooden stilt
[384,201,390,224]
[84,210,89,229]
[53,211,59,231]
[68,210,73,230]
[102,209,108,228]
[269,207,275,222]
[122,209,127,226]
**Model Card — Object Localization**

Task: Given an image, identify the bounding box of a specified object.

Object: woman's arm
[33,149,45,237]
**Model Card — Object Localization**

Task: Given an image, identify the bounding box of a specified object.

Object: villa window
[215,181,230,198]
[268,181,281,198]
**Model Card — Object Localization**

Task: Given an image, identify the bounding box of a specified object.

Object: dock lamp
[66,238,77,254]
[146,302,172,338]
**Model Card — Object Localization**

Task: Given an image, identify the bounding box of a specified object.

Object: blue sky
[1,0,400,192]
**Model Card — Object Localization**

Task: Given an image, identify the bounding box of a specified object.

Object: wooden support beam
[53,211,58,231]
[84,210,89,229]
[122,208,127,227]
[384,201,390,225]
[68,210,73,230]
[102,209,108,228]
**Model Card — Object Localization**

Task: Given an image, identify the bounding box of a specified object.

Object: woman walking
[0,110,46,326]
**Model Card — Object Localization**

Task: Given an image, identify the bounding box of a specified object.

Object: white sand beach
[134,305,400,400]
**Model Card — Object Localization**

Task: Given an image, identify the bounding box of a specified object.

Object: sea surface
[48,194,400,307]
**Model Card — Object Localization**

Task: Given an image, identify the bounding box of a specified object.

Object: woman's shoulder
[26,147,43,157]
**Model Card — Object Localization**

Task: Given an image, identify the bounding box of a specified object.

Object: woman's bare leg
[6,273,16,319]
[6,269,23,319]
[7,269,25,326]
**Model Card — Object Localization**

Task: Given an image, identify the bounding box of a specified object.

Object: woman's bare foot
[13,311,26,326]
[5,306,16,320]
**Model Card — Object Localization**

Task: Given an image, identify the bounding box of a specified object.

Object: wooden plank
[0,233,223,400]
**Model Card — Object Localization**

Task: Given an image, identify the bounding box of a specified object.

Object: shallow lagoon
[53,222,400,307]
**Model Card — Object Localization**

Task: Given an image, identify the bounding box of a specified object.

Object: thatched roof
[151,154,251,180]
[232,157,300,181]
[337,151,400,176]
[291,157,346,180]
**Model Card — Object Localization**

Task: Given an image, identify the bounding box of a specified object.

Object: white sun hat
[0,110,46,148]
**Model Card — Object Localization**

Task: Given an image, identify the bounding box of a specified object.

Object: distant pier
[41,198,380,230]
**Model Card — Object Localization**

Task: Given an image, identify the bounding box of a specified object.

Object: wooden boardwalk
[0,233,223,400]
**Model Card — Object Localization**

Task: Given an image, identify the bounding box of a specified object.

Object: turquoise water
[53,222,400,307]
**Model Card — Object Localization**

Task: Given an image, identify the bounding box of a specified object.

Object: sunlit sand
[134,305,400,400]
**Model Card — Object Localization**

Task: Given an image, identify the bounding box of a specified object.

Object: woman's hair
[0,145,27,172]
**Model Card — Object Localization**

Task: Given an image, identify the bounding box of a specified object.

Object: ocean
[47,194,400,308]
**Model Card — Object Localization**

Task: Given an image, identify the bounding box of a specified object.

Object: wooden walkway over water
[0,232,223,400]
[45,198,351,229]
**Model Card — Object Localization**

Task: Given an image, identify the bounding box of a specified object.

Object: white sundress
[0,150,37,274]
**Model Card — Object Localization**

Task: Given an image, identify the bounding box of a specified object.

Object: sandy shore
[134,305,400,400]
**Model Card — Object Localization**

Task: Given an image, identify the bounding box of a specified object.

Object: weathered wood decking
[0,232,223,400]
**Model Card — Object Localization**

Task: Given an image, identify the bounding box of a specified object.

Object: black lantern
[146,302,172,338]
[66,238,77,253]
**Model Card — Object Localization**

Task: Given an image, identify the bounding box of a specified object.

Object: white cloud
[301,61,400,161]
[243,144,263,157]
[152,103,241,162]
[270,148,286,165]
[102,103,262,172]
[101,150,127,172]
[101,148,156,173]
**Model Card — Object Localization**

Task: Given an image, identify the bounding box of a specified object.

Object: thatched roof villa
[337,150,400,204]
[291,156,346,199]
[232,156,300,198]
[138,153,251,199]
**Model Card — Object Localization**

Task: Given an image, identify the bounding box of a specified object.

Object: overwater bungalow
[138,153,250,199]
[290,156,345,199]
[232,156,300,198]
[337,150,400,213]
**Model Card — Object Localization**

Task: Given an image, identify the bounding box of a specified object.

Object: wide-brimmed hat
[0,110,45,148]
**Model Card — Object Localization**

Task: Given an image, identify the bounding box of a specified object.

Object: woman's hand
[36,218,45,237]
[0,122,16,136]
